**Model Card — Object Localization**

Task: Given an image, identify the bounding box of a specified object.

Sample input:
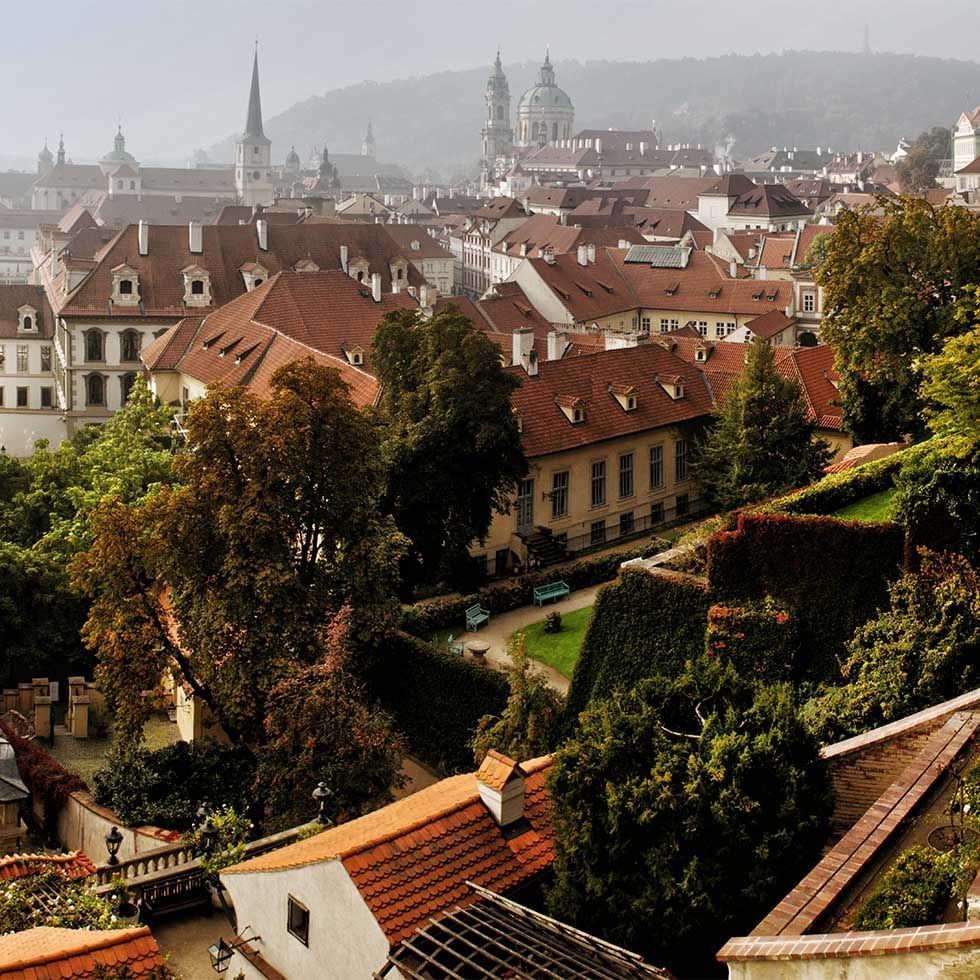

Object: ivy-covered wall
[564,567,709,727]
[707,513,905,680]
[705,600,799,683]
[364,631,509,774]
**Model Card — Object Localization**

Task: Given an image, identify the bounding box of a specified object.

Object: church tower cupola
[38,139,54,176]
[362,120,376,158]
[481,49,513,187]
[56,134,66,166]
[236,46,275,206]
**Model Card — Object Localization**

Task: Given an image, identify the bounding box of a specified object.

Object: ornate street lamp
[199,816,219,856]
[105,825,123,866]
[208,929,262,974]
[312,781,333,826]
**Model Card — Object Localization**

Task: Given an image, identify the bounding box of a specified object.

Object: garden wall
[365,631,509,774]
[707,513,905,680]
[564,566,710,727]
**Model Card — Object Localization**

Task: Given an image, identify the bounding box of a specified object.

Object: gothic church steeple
[236,45,274,206]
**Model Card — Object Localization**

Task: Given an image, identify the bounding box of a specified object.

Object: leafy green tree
[921,311,980,442]
[548,659,830,972]
[693,340,830,509]
[372,306,526,588]
[473,634,563,764]
[896,127,952,193]
[803,552,979,744]
[817,197,980,440]
[73,360,405,748]
[255,608,405,828]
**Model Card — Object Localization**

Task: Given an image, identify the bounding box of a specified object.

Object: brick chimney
[512,328,537,375]
[476,750,526,828]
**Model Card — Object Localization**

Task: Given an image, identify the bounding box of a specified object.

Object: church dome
[285,145,301,170]
[100,126,138,166]
[518,84,573,110]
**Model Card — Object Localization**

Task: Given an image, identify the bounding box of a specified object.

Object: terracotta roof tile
[0,926,166,978]
[0,853,95,883]
[476,750,524,791]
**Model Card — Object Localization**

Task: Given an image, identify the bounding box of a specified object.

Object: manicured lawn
[514,605,594,679]
[833,488,898,523]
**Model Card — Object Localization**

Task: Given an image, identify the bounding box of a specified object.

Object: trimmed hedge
[401,541,666,637]
[1,725,87,836]
[365,631,509,774]
[705,600,799,683]
[707,513,905,681]
[564,567,709,727]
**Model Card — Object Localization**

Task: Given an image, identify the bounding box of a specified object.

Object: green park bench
[465,603,490,631]
[533,580,570,606]
[447,633,464,655]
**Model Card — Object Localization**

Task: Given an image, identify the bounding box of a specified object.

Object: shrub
[707,513,905,681]
[543,611,562,634]
[0,725,87,835]
[803,552,980,744]
[564,567,709,728]
[185,805,252,879]
[705,600,799,682]
[0,868,127,932]
[364,631,509,773]
[401,541,667,637]
[93,740,254,831]
[853,846,967,931]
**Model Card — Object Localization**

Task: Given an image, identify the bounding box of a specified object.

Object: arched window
[129,180,136,190]
[120,372,136,404]
[495,104,503,120]
[191,280,204,295]
[86,373,105,406]
[121,330,141,362]
[396,268,404,280]
[253,278,263,288]
[85,330,104,362]
[552,122,558,141]
[356,271,364,282]
[23,316,32,331]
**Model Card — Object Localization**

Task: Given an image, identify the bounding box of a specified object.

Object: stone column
[2,690,17,713]
[70,696,90,739]
[17,684,33,716]
[34,697,52,740]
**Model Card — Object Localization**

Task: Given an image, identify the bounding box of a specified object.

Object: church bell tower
[481,50,513,185]
[236,47,275,206]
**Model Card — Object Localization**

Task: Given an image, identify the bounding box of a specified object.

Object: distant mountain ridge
[210,50,980,181]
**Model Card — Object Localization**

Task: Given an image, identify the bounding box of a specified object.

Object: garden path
[464,584,604,695]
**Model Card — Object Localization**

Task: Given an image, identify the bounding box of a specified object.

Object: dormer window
[694,343,711,363]
[110,263,140,305]
[182,265,212,307]
[191,280,204,295]
[344,345,365,367]
[609,383,638,412]
[17,306,38,333]
[293,259,320,273]
[556,395,585,424]
[240,262,269,292]
[656,374,686,401]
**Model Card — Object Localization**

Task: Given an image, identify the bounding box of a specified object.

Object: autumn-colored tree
[255,609,405,828]
[816,197,980,440]
[72,359,405,746]
[372,305,526,588]
[896,127,951,193]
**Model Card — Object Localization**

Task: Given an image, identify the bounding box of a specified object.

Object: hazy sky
[3,0,978,164]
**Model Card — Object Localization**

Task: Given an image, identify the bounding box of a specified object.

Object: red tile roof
[0,285,54,340]
[614,176,721,208]
[224,757,555,945]
[0,852,95,883]
[0,926,166,978]
[509,343,713,458]
[743,310,796,340]
[728,183,811,219]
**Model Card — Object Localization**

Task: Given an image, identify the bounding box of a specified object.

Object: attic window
[201,331,225,351]
[191,280,204,295]
[573,406,584,423]
[218,338,242,358]
[554,286,570,301]
[119,280,133,295]
[665,282,678,295]
[766,291,778,302]
[708,287,720,299]
[344,346,365,366]
[235,344,259,364]
[575,282,593,297]
[609,383,638,413]
[596,280,614,294]
[752,289,763,300]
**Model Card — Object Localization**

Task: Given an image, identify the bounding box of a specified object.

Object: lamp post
[199,816,219,856]
[105,825,123,866]
[208,929,262,974]
[312,781,333,827]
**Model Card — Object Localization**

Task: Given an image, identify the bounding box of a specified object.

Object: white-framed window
[551,470,569,520]
[86,373,106,406]
[649,445,664,488]
[16,386,28,408]
[591,460,606,508]
[697,321,708,337]
[16,346,28,373]
[803,290,816,313]
[675,439,690,482]
[618,453,634,499]
[287,895,310,946]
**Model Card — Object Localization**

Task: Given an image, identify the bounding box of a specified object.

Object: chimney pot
[256,219,268,251]
[371,272,382,302]
[138,220,149,256]
[476,750,527,827]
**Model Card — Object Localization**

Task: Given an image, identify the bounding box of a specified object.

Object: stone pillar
[17,684,33,716]
[34,697,52,740]
[70,696,90,739]
[2,690,17,713]
[32,678,49,704]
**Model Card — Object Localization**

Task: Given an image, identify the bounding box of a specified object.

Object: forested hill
[210,50,980,180]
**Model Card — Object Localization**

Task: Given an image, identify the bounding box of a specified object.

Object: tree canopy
[73,360,405,747]
[896,126,951,193]
[372,305,526,588]
[816,197,980,441]
[693,339,830,509]
[548,659,830,973]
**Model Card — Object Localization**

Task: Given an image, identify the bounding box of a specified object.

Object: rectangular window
[697,321,708,337]
[659,318,671,334]
[618,453,634,499]
[551,471,569,520]
[676,493,690,517]
[287,896,310,946]
[651,501,665,525]
[16,346,28,373]
[16,386,28,408]
[590,460,606,508]
[641,316,651,331]
[40,346,51,372]
[516,478,534,530]
[649,445,664,489]
[40,387,52,409]
[803,290,816,313]
[590,520,606,546]
[675,439,689,482]
[0,388,4,406]
[619,511,634,536]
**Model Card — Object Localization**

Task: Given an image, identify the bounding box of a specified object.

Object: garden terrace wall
[706,513,905,682]
[401,542,660,637]
[705,601,799,683]
[365,631,509,774]
[564,566,709,728]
